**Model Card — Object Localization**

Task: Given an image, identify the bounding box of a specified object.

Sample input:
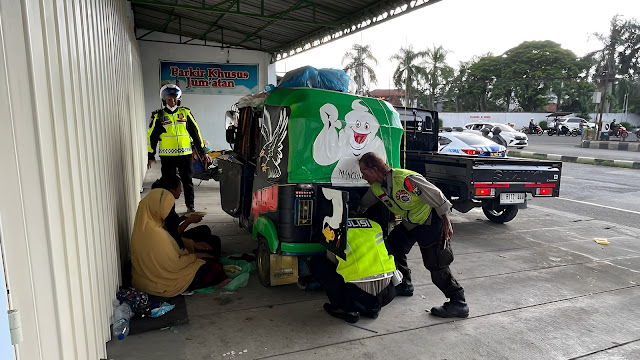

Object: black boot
[323,303,360,323]
[395,281,414,297]
[430,290,469,318]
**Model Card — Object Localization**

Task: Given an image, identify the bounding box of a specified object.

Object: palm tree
[422,45,454,109]
[390,46,427,107]
[342,44,379,95]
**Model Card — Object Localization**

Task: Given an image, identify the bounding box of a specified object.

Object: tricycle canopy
[258,88,403,186]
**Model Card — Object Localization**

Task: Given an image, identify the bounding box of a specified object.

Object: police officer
[491,126,508,147]
[311,218,398,323]
[148,84,205,212]
[529,118,536,134]
[357,152,469,318]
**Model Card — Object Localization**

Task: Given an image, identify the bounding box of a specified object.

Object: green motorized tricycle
[218,87,403,286]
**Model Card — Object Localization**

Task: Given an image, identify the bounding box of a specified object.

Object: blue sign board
[160,61,259,95]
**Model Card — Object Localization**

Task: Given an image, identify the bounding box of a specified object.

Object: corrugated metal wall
[0,0,145,359]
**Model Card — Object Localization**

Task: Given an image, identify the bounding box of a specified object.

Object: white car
[438,131,507,157]
[464,122,528,148]
[556,117,595,130]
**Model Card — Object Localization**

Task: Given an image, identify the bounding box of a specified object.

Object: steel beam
[129,0,340,27]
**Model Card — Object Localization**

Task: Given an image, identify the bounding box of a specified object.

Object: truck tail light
[475,188,495,197]
[535,188,552,196]
[525,183,556,196]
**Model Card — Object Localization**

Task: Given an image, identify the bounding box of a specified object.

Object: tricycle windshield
[259,88,403,186]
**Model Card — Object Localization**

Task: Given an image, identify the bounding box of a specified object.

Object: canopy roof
[130,0,443,60]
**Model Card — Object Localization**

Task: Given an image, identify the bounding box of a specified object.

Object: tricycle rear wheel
[257,236,271,287]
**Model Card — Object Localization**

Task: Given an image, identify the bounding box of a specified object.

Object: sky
[275,0,640,89]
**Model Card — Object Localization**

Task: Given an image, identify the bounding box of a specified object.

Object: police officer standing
[148,84,205,212]
[357,152,469,318]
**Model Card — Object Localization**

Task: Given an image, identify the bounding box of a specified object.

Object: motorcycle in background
[547,125,573,136]
[609,125,629,140]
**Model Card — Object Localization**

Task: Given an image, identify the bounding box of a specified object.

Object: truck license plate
[500,193,525,204]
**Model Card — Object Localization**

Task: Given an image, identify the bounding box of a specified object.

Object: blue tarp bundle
[278,66,350,93]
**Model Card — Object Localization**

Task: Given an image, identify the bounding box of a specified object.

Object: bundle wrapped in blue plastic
[278,66,318,88]
[278,66,349,93]
[317,68,350,93]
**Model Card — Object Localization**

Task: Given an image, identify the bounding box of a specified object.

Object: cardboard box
[269,254,298,286]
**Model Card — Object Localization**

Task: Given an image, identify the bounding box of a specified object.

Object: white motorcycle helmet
[160,84,182,106]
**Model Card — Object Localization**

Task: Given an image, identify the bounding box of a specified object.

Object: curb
[581,140,640,152]
[508,151,640,170]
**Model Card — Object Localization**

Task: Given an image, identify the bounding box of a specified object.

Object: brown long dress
[131,189,205,297]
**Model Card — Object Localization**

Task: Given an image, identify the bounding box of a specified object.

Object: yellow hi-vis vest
[336,219,396,283]
[147,108,202,156]
[371,169,432,225]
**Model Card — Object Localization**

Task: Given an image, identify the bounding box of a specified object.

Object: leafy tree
[391,46,427,107]
[615,17,640,78]
[615,77,640,114]
[562,80,597,118]
[342,44,378,95]
[443,58,474,111]
[443,54,496,111]
[419,45,454,109]
[501,41,581,112]
[465,55,504,111]
[585,16,640,117]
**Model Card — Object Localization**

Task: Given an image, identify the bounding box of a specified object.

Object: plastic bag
[278,66,349,92]
[221,272,250,291]
[194,257,256,293]
[317,68,350,93]
[150,302,175,318]
[278,66,318,88]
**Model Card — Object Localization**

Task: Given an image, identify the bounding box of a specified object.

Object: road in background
[532,162,640,228]
[518,134,640,162]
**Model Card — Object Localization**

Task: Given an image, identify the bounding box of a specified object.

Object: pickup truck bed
[396,106,562,223]
[404,151,562,223]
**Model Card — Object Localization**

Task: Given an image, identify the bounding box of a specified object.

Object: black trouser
[385,215,463,298]
[183,225,222,258]
[160,154,194,209]
[310,255,396,315]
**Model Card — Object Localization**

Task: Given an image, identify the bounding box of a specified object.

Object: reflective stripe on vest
[370,169,432,225]
[157,108,193,156]
[336,219,396,283]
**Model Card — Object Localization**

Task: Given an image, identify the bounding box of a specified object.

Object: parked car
[438,131,507,157]
[557,117,595,130]
[464,122,528,148]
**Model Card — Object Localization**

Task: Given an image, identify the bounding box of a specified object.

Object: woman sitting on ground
[131,188,230,297]
[151,175,221,258]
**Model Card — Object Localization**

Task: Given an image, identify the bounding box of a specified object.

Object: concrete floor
[107,165,640,360]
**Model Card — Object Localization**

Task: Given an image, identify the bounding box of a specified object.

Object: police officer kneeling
[311,219,399,323]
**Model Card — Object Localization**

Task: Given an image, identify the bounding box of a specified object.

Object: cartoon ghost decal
[313,99,387,185]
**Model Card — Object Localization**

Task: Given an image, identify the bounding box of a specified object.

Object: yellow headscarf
[131,189,205,297]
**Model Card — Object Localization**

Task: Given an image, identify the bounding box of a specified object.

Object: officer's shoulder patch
[403,177,415,192]
[181,106,190,111]
[404,176,421,195]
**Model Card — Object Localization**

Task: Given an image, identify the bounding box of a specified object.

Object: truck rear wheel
[482,202,518,223]
[257,236,271,287]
